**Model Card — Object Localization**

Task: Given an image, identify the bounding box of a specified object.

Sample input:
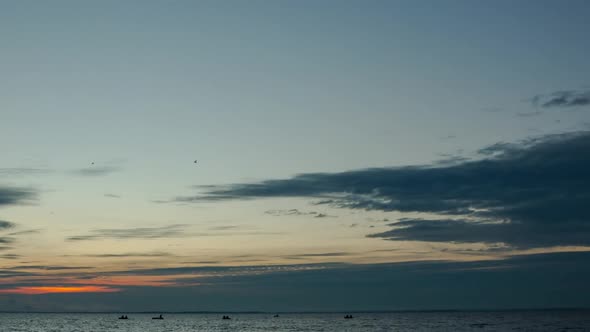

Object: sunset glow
[0,0,589,313]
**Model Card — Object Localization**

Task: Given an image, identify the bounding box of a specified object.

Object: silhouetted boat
[118,315,128,319]
[152,315,164,320]
[273,314,279,318]
[222,315,231,320]
[344,315,353,319]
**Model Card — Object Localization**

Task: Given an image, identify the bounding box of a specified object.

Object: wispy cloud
[532,90,590,108]
[481,107,503,113]
[83,251,174,258]
[435,153,470,165]
[103,193,121,198]
[207,225,240,231]
[177,131,590,249]
[103,262,339,277]
[184,260,221,264]
[516,111,543,117]
[0,221,17,247]
[6,229,40,236]
[283,252,352,260]
[66,224,278,241]
[0,168,51,177]
[5,265,93,271]
[66,224,190,241]
[0,285,120,295]
[0,237,15,244]
[0,254,19,259]
[314,213,333,218]
[71,166,120,177]
[264,209,335,218]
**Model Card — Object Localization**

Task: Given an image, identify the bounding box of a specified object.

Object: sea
[0,311,589,331]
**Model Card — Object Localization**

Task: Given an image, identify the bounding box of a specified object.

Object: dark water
[1,311,589,331]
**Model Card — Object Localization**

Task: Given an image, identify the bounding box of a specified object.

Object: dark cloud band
[0,187,36,206]
[532,90,590,108]
[179,131,590,249]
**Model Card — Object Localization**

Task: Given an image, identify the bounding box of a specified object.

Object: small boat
[273,314,280,318]
[118,315,128,320]
[344,315,353,319]
[152,314,164,320]
[222,315,231,320]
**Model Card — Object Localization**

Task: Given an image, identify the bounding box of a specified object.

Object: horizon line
[1,307,589,314]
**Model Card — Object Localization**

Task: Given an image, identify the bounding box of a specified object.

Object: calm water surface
[1,311,589,331]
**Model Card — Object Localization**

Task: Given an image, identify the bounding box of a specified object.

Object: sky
[1,0,590,311]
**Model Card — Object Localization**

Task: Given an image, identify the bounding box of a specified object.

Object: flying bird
[194,160,197,164]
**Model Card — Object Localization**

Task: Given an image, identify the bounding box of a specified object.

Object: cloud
[0,237,15,244]
[0,187,37,206]
[180,131,590,249]
[435,153,470,165]
[265,209,317,216]
[71,166,120,177]
[0,221,17,246]
[264,209,335,218]
[66,224,278,241]
[103,193,121,198]
[103,262,339,277]
[182,260,221,264]
[516,111,543,117]
[6,229,40,236]
[5,265,92,271]
[532,90,590,108]
[0,168,50,177]
[83,252,173,258]
[481,107,503,113]
[368,218,543,246]
[0,220,15,230]
[0,254,19,260]
[0,252,589,311]
[207,225,239,231]
[0,285,120,295]
[66,224,190,241]
[283,252,352,260]
[476,142,520,156]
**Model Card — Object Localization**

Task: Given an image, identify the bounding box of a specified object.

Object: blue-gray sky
[1,0,590,311]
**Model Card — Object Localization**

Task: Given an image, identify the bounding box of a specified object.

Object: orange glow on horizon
[0,285,120,295]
